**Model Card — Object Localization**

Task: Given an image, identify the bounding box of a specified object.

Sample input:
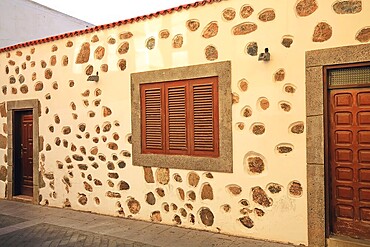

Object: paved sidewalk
[0,199,295,247]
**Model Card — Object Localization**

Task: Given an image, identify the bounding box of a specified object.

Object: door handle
[20,144,23,158]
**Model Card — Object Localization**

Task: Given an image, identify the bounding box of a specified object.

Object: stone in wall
[240,5,254,19]
[156,168,170,185]
[356,27,370,43]
[76,43,90,64]
[146,192,156,205]
[120,32,133,39]
[239,216,254,228]
[9,76,16,84]
[44,69,52,79]
[188,172,200,187]
[172,35,183,48]
[282,36,294,48]
[267,183,282,194]
[102,106,112,117]
[199,208,214,226]
[86,65,94,75]
[296,0,318,17]
[227,185,242,195]
[50,55,56,66]
[248,156,265,173]
[151,211,162,222]
[252,186,272,207]
[333,0,362,14]
[84,182,93,192]
[201,183,213,200]
[94,46,105,60]
[78,194,87,205]
[258,9,276,22]
[173,215,181,225]
[186,19,200,31]
[144,167,154,183]
[291,122,305,134]
[173,173,182,182]
[106,191,121,198]
[313,22,332,42]
[159,29,170,39]
[246,42,258,56]
[243,107,252,117]
[232,93,239,104]
[276,145,293,153]
[127,198,141,214]
[252,124,265,135]
[280,102,291,112]
[177,188,185,200]
[202,22,218,39]
[222,8,236,21]
[146,37,155,50]
[118,181,130,190]
[156,188,165,197]
[118,59,126,71]
[0,102,6,117]
[0,134,7,149]
[205,45,218,61]
[108,37,116,44]
[274,69,285,81]
[289,181,303,197]
[232,22,257,35]
[101,64,108,72]
[118,42,129,54]
[91,35,99,43]
[0,166,7,181]
[66,41,73,47]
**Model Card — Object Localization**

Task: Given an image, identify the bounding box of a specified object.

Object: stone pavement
[0,199,295,247]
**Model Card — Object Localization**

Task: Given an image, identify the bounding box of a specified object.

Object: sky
[31,0,198,25]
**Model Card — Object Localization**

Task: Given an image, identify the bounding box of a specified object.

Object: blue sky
[32,0,198,25]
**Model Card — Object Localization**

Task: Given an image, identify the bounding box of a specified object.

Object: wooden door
[329,88,370,240]
[14,111,33,196]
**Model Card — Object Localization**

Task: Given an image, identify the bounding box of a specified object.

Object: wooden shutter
[190,77,219,157]
[165,82,188,154]
[140,83,165,154]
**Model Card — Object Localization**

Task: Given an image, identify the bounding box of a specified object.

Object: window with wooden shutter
[140,77,219,158]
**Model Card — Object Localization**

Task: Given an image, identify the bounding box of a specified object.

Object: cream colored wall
[0,0,369,245]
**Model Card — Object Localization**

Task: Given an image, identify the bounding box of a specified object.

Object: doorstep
[327,236,370,247]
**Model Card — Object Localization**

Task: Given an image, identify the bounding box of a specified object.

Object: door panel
[330,89,370,240]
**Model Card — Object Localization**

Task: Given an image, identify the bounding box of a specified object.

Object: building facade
[0,0,370,246]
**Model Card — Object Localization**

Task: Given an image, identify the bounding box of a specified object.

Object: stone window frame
[131,61,233,172]
[306,43,370,246]
[7,99,40,204]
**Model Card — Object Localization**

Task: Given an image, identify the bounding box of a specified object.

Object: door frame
[306,43,370,246]
[6,99,40,204]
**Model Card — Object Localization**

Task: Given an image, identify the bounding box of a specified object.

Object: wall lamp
[87,72,99,82]
[258,48,270,62]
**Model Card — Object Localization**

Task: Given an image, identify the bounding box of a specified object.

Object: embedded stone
[173,173,182,182]
[94,197,100,205]
[118,181,130,190]
[289,181,303,197]
[34,81,43,91]
[69,80,74,87]
[313,22,332,42]
[91,35,99,42]
[222,8,236,21]
[240,5,254,18]
[118,42,129,54]
[239,216,254,228]
[144,167,154,183]
[63,198,71,208]
[78,194,87,205]
[268,183,282,194]
[62,126,71,135]
[85,65,93,75]
[202,22,218,39]
[39,172,46,188]
[52,82,58,90]
[62,56,69,66]
[146,37,155,50]
[291,122,305,134]
[233,22,257,35]
[76,43,90,64]
[127,198,140,214]
[296,0,318,17]
[277,145,293,153]
[177,188,185,200]
[108,37,116,44]
[151,211,162,222]
[243,108,252,117]
[185,203,193,210]
[163,203,170,212]
[3,123,7,134]
[356,27,370,43]
[117,161,126,169]
[106,191,121,198]
[108,173,119,179]
[239,79,248,91]
[179,208,187,217]
[333,0,361,14]
[95,88,102,96]
[118,59,127,71]
[240,207,253,215]
[101,64,108,72]
[0,134,7,149]
[222,204,231,212]
[120,150,131,157]
[50,55,56,66]
[0,102,6,117]
[12,87,17,94]
[113,133,119,141]
[44,172,54,180]
[146,192,156,205]
[282,37,294,48]
[246,42,258,56]
[259,9,275,22]
[205,45,218,61]
[107,162,115,170]
[188,191,196,201]
[102,122,111,132]
[78,164,88,170]
[72,154,83,161]
[156,188,165,197]
[44,69,52,79]
[94,46,105,60]
[274,69,285,81]
[8,60,15,65]
[119,32,133,39]
[252,124,265,135]
[252,186,273,207]
[108,142,118,150]
[285,85,296,93]
[22,62,26,69]
[2,86,7,95]
[66,41,73,47]
[0,166,7,181]
[248,156,265,173]
[186,19,200,31]
[237,122,245,130]
[99,154,106,162]
[199,208,214,226]
[172,34,183,48]
[201,183,213,200]
[159,29,170,39]
[19,75,25,83]
[94,179,102,186]
[280,103,291,112]
[228,185,242,195]
[9,76,16,84]
[232,93,239,104]
[188,172,200,187]
[173,215,181,225]
[156,168,170,185]
[84,182,93,192]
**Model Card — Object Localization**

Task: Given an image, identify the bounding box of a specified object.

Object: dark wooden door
[329,88,370,240]
[14,111,33,196]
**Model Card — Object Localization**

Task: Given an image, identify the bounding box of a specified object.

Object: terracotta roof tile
[0,0,221,53]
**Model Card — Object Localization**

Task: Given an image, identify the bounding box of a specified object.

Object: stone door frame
[7,99,40,204]
[306,43,370,246]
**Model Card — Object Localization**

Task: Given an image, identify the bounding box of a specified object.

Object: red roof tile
[0,0,221,53]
